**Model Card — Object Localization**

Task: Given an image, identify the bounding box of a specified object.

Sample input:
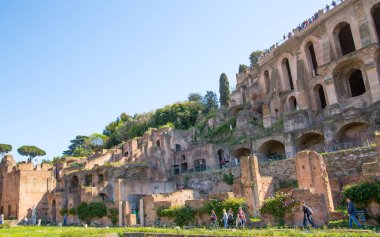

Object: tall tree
[238,64,248,74]
[0,144,12,157]
[17,145,46,163]
[188,93,203,102]
[202,91,219,114]
[219,73,231,107]
[249,50,263,67]
[63,135,89,156]
[103,113,132,148]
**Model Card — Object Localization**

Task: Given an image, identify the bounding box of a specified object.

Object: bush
[223,172,234,185]
[0,223,10,229]
[201,197,247,222]
[68,207,77,216]
[260,192,298,225]
[157,206,196,227]
[77,202,107,224]
[107,207,119,226]
[59,208,68,216]
[342,181,380,205]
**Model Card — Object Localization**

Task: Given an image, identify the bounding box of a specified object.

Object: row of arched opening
[69,172,108,190]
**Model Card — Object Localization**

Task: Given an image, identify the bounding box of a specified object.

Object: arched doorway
[217,149,224,169]
[258,140,286,160]
[334,23,356,56]
[289,96,298,112]
[336,122,370,144]
[348,70,366,97]
[282,58,294,90]
[306,42,318,75]
[296,133,325,152]
[314,84,327,109]
[84,174,92,187]
[51,200,56,223]
[264,70,271,94]
[371,3,380,42]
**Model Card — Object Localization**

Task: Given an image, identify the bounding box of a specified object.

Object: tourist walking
[221,209,228,228]
[302,201,316,228]
[346,198,362,228]
[210,210,218,229]
[0,214,4,225]
[227,208,234,228]
[23,216,28,226]
[237,207,246,228]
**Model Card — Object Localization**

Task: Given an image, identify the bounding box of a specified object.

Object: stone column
[240,156,261,216]
[324,75,338,105]
[284,133,296,158]
[262,104,272,128]
[118,201,123,227]
[139,199,144,226]
[364,60,380,103]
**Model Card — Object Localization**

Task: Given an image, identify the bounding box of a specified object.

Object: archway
[99,193,108,202]
[314,84,327,109]
[233,148,251,158]
[264,70,271,94]
[84,174,92,187]
[296,133,325,152]
[51,200,56,223]
[282,58,294,90]
[336,122,370,144]
[288,96,298,112]
[334,23,356,56]
[348,70,366,97]
[70,176,79,188]
[371,3,380,42]
[258,140,285,160]
[217,149,224,169]
[306,42,318,75]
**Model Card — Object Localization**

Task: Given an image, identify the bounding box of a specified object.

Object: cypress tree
[219,73,231,107]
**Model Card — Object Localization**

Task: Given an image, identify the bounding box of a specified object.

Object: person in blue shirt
[346,198,362,228]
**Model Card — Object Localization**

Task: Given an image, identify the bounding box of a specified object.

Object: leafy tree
[342,181,380,205]
[17,145,46,163]
[0,144,12,157]
[117,112,154,142]
[238,64,249,74]
[107,207,119,226]
[103,113,132,148]
[219,73,231,107]
[63,135,88,156]
[188,93,203,102]
[77,202,107,224]
[202,91,219,114]
[72,146,93,157]
[41,156,64,164]
[249,50,263,67]
[86,133,108,150]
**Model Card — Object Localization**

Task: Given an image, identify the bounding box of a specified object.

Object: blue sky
[0,0,332,161]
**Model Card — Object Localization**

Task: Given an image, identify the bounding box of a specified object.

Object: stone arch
[371,3,380,42]
[305,41,318,76]
[264,70,271,94]
[84,174,92,187]
[70,176,79,189]
[332,59,367,99]
[288,96,298,112]
[233,147,251,158]
[230,106,244,117]
[333,22,356,56]
[296,132,325,152]
[51,200,56,223]
[335,121,370,144]
[217,149,224,169]
[258,140,285,160]
[281,58,295,90]
[313,84,327,109]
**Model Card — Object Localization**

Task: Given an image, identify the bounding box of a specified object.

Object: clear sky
[0,0,332,162]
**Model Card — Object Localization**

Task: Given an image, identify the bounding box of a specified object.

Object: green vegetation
[342,181,380,205]
[0,144,12,157]
[0,226,378,237]
[77,202,107,224]
[238,64,249,74]
[202,91,219,114]
[219,73,231,107]
[187,93,202,102]
[249,50,263,67]
[17,145,46,163]
[107,207,119,226]
[279,180,298,189]
[157,205,197,227]
[201,197,247,219]
[222,172,234,185]
[260,192,299,225]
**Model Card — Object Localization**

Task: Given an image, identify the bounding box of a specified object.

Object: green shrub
[157,206,196,227]
[223,172,234,185]
[201,197,247,221]
[342,181,380,205]
[68,207,77,216]
[107,207,119,226]
[77,202,107,224]
[0,223,10,229]
[59,208,68,216]
[260,192,298,225]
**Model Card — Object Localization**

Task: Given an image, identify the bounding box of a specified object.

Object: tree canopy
[188,93,203,102]
[238,64,249,74]
[0,144,12,157]
[249,50,263,67]
[219,73,231,107]
[77,202,107,224]
[202,91,219,114]
[17,145,46,163]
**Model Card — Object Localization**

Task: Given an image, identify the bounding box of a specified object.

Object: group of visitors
[210,199,362,229]
[258,0,346,62]
[210,207,246,229]
[302,199,362,229]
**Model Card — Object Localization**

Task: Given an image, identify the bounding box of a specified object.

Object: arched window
[264,70,271,94]
[314,84,327,109]
[306,42,318,75]
[70,176,79,188]
[282,58,294,90]
[84,174,92,187]
[348,70,366,97]
[335,23,356,56]
[289,96,298,112]
[372,4,380,42]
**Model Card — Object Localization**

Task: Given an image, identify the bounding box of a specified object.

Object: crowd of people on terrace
[258,0,345,60]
